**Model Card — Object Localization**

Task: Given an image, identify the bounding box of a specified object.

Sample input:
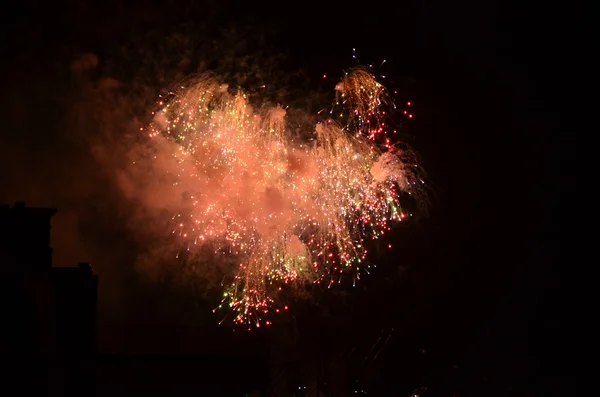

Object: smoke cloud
[0,20,325,343]
[2,6,425,347]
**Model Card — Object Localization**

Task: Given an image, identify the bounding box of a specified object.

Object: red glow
[407,101,411,106]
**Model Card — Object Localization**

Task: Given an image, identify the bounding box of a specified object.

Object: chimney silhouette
[0,202,57,271]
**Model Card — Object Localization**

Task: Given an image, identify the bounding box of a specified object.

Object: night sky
[2,1,571,395]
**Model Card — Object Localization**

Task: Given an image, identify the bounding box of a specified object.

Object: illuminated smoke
[139,68,426,327]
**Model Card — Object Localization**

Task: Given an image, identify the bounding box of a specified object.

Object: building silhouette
[1,202,270,396]
[1,202,97,396]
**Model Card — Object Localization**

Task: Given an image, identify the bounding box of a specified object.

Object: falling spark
[143,68,426,327]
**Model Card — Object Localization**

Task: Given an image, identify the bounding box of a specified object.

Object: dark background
[1,1,572,395]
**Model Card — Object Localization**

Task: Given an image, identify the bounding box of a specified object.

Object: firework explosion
[143,67,425,327]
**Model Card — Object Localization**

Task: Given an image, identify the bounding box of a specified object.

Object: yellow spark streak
[144,69,426,327]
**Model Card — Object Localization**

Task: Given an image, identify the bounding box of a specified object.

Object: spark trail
[143,67,426,327]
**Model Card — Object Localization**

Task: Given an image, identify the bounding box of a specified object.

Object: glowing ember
[143,67,426,327]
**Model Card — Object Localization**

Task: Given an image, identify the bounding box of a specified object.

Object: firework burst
[143,67,426,327]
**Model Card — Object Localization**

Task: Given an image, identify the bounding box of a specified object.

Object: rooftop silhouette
[1,202,97,396]
[0,202,269,396]
[1,201,57,270]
